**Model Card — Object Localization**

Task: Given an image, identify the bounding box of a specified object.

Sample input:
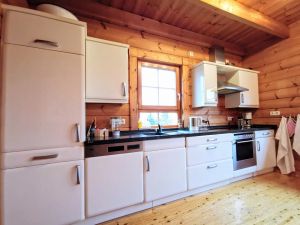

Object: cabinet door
[204,64,218,105]
[256,137,276,171]
[86,39,128,103]
[85,152,144,217]
[238,71,259,107]
[1,160,84,225]
[2,44,85,152]
[144,148,187,202]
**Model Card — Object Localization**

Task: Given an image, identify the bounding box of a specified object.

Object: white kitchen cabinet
[85,152,144,217]
[188,159,233,189]
[1,44,85,152]
[1,160,84,225]
[186,134,233,190]
[225,70,259,108]
[192,62,218,107]
[255,130,276,171]
[144,148,187,201]
[86,37,129,103]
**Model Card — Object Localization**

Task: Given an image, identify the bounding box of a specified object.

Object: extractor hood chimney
[209,46,225,64]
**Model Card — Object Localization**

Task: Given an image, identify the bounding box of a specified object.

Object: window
[138,62,181,127]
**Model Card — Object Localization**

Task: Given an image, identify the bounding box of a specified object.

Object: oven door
[233,139,257,170]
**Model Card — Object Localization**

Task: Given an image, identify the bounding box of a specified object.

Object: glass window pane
[141,67,158,87]
[159,89,176,106]
[140,112,159,127]
[159,112,178,126]
[158,69,176,88]
[142,87,158,105]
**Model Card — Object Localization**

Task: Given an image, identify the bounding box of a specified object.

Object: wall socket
[270,111,280,116]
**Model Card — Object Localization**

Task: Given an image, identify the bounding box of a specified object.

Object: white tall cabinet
[0,6,86,225]
[86,37,129,103]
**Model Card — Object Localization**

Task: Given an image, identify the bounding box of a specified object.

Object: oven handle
[235,140,255,144]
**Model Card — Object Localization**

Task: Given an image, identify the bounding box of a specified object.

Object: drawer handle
[207,164,218,169]
[207,138,217,142]
[146,156,150,172]
[33,39,59,47]
[263,132,270,136]
[76,165,81,185]
[32,154,58,161]
[206,146,217,150]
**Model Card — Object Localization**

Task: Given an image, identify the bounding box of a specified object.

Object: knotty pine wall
[243,20,300,172]
[83,17,244,130]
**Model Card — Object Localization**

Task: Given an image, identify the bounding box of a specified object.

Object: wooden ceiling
[23,0,300,56]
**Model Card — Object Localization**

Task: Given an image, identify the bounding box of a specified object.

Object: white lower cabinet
[186,134,234,190]
[188,159,233,189]
[85,152,144,217]
[1,160,84,225]
[255,130,276,171]
[144,148,187,201]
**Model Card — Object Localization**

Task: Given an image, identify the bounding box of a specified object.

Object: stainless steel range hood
[217,81,249,95]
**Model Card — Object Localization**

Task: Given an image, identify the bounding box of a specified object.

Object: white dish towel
[275,117,295,174]
[293,114,300,155]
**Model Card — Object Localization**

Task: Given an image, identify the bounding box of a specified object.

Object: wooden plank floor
[101,173,300,225]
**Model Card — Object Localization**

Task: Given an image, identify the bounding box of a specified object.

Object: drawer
[186,133,233,147]
[187,141,232,166]
[3,10,85,55]
[1,146,84,169]
[143,138,185,152]
[187,159,233,190]
[255,130,274,138]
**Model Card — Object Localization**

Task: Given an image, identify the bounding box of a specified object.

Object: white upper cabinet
[225,70,259,108]
[86,37,129,103]
[4,10,85,55]
[192,62,218,107]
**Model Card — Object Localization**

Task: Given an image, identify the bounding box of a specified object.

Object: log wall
[83,17,244,130]
[243,20,300,172]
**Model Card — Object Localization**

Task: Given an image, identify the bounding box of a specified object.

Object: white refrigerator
[0,7,86,225]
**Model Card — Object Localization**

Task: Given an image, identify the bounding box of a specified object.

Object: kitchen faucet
[156,124,163,135]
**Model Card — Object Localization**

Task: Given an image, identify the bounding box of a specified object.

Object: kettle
[189,116,202,131]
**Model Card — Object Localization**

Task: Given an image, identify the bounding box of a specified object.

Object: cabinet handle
[206,146,217,150]
[263,132,270,136]
[122,82,127,97]
[76,123,81,142]
[145,156,150,172]
[33,39,59,47]
[207,164,218,169]
[241,93,244,104]
[207,138,217,142]
[76,165,81,185]
[32,154,58,161]
[257,141,260,152]
[214,91,218,102]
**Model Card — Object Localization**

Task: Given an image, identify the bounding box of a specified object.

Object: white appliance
[85,142,144,217]
[189,116,203,131]
[0,6,86,225]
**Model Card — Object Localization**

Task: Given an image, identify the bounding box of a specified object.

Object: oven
[233,132,256,170]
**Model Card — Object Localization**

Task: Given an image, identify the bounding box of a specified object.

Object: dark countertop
[85,125,277,146]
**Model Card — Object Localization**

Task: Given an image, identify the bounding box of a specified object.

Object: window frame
[137,61,181,127]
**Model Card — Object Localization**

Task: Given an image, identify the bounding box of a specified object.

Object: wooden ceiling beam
[52,0,245,56]
[188,0,289,39]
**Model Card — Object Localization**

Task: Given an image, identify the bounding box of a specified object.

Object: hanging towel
[275,117,295,174]
[293,114,300,155]
[287,116,296,137]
